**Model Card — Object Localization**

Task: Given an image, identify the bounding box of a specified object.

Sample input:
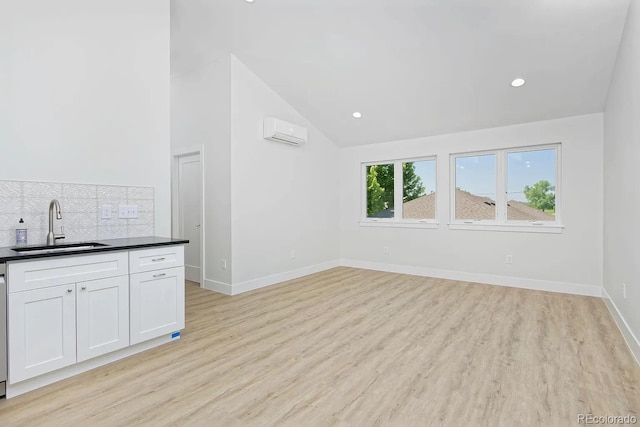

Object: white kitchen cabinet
[8,252,129,383]
[130,266,185,345]
[9,275,129,382]
[5,243,186,397]
[8,284,77,383]
[76,276,129,363]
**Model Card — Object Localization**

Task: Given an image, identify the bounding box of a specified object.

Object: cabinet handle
[81,286,86,291]
[153,273,167,278]
[152,257,166,262]
[67,289,73,293]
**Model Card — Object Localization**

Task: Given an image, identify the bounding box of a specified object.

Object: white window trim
[360,156,438,227]
[449,143,562,231]
[359,221,439,229]
[448,223,564,234]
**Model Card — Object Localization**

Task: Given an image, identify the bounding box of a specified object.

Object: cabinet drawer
[8,252,129,293]
[129,246,184,274]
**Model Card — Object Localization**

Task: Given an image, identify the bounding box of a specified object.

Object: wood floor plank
[0,267,638,426]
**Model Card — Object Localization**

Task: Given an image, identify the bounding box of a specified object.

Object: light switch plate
[118,205,139,219]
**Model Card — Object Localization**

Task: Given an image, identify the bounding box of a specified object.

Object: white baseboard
[340,259,603,297]
[231,260,340,295]
[204,258,601,300]
[602,288,640,366]
[203,279,233,295]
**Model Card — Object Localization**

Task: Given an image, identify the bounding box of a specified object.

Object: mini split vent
[263,118,308,146]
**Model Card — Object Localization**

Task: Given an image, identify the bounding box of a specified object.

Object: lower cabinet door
[9,285,76,383]
[76,275,130,362]
[130,267,185,345]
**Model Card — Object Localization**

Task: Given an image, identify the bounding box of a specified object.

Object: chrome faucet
[46,199,65,245]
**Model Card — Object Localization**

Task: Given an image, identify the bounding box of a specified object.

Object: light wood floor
[0,267,638,426]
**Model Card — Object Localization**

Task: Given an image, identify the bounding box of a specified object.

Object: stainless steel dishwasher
[1,262,6,397]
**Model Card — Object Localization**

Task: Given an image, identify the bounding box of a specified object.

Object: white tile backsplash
[129,211,154,226]
[97,185,127,199]
[22,213,48,230]
[23,198,56,213]
[98,216,128,227]
[128,224,154,237]
[0,181,22,197]
[99,226,128,240]
[127,187,154,200]
[62,183,97,199]
[27,229,45,246]
[0,214,18,231]
[0,180,154,247]
[23,182,62,198]
[0,230,11,246]
[64,212,98,229]
[65,227,98,242]
[63,198,98,213]
[0,197,21,214]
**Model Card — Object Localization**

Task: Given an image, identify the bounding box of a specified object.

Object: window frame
[360,156,438,228]
[449,143,562,233]
[450,149,500,224]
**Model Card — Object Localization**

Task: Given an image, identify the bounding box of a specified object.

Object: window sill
[359,221,439,229]
[448,223,564,233]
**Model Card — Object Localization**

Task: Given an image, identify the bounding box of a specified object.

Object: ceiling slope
[172,0,630,147]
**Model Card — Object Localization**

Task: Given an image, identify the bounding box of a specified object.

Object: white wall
[170,0,232,77]
[340,114,604,295]
[230,56,340,287]
[171,56,232,286]
[604,0,640,360]
[0,0,171,235]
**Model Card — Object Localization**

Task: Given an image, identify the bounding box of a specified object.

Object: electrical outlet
[623,283,627,299]
[101,205,112,219]
[220,259,227,270]
[383,246,390,254]
[506,255,513,264]
[290,250,296,259]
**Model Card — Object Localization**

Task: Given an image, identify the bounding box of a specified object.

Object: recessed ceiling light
[245,0,254,2]
[511,78,526,88]
[352,112,362,119]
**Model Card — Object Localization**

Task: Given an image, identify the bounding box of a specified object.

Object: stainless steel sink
[12,242,108,255]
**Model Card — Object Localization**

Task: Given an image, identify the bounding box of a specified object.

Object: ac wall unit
[263,118,307,146]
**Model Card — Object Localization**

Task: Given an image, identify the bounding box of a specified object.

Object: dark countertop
[0,236,189,263]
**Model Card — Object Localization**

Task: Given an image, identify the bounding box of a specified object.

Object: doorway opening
[171,146,205,287]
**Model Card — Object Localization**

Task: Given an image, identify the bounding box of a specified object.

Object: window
[451,144,560,229]
[366,163,395,218]
[507,149,556,222]
[454,154,497,221]
[402,160,436,220]
[363,158,436,225]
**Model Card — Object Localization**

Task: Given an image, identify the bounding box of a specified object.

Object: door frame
[171,145,205,288]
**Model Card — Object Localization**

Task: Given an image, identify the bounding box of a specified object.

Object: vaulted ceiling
[171,0,630,147]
